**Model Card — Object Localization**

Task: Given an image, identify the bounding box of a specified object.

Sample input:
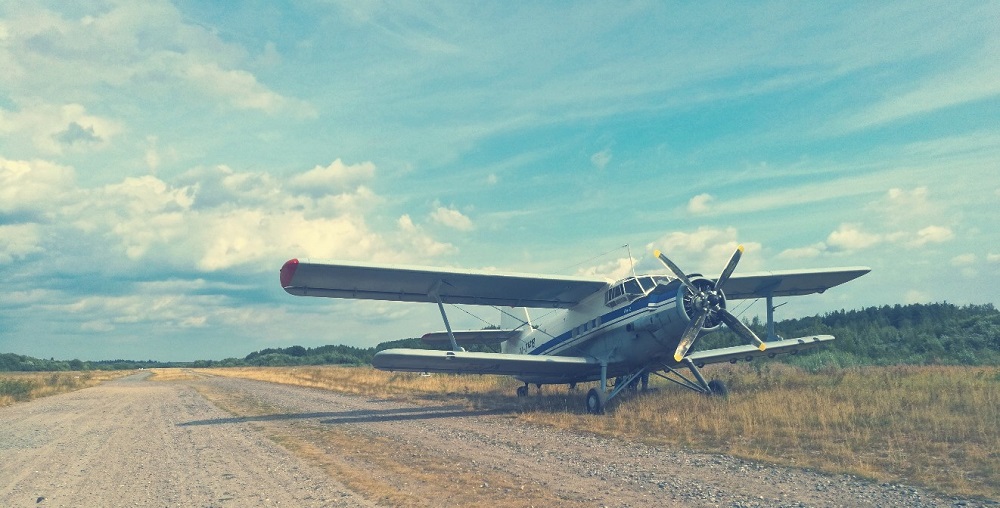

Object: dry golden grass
[553,363,1000,500]
[0,370,133,407]
[203,363,1000,500]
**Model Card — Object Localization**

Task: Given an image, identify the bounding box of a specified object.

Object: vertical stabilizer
[500,307,532,331]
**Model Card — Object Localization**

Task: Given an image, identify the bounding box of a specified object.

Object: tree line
[2,302,997,371]
[699,302,999,369]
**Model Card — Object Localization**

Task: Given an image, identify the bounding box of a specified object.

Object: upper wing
[719,267,870,300]
[372,348,600,378]
[687,335,834,366]
[280,258,608,308]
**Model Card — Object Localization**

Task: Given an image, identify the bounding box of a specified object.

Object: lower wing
[372,349,600,378]
[687,335,834,366]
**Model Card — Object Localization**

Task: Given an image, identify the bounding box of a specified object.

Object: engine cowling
[676,275,725,332]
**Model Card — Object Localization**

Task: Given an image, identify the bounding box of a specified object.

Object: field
[199,363,1000,500]
[0,370,134,407]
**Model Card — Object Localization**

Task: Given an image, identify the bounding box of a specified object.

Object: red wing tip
[280,258,299,288]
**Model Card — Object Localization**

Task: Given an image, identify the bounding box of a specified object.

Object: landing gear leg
[586,363,653,414]
[516,384,528,397]
[585,362,609,414]
[647,359,729,397]
[681,358,727,397]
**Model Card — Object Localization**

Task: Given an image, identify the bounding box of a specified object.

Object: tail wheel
[585,388,607,414]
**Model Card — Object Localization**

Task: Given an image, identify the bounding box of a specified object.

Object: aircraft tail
[499,307,532,332]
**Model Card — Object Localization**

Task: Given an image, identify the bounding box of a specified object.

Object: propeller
[654,245,765,362]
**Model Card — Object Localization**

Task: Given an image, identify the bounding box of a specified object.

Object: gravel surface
[0,372,368,507]
[1,372,994,507]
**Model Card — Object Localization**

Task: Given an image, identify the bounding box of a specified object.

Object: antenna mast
[626,244,637,278]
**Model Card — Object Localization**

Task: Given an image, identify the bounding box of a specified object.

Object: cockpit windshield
[605,275,671,307]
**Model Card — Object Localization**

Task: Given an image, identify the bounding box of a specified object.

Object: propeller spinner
[654,245,766,362]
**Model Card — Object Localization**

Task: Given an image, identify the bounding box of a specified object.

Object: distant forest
[2,302,997,372]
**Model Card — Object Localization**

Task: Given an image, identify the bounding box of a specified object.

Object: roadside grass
[0,371,133,407]
[203,364,1000,500]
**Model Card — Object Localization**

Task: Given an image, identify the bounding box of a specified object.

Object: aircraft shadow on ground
[178,405,514,427]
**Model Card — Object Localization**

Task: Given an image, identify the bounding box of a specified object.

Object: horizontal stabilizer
[421,329,519,346]
[687,335,834,366]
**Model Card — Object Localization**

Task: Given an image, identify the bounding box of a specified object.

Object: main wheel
[707,379,728,397]
[516,385,529,397]
[585,388,607,414]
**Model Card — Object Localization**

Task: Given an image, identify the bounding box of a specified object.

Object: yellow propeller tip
[737,244,745,252]
[654,249,661,257]
[758,344,767,351]
[674,353,684,362]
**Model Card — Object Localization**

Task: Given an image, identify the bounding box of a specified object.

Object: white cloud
[0,224,42,263]
[396,214,455,258]
[590,148,612,169]
[687,193,714,214]
[911,225,953,247]
[575,257,633,281]
[646,227,762,274]
[287,159,377,197]
[0,2,311,118]
[0,158,456,274]
[777,243,825,260]
[59,292,219,332]
[951,253,976,266]
[430,206,474,231]
[904,289,931,304]
[950,253,978,278]
[874,187,943,227]
[0,157,76,215]
[180,61,315,117]
[826,223,881,251]
[0,103,121,154]
[988,253,1000,263]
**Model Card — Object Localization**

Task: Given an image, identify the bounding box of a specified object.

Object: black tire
[586,388,606,414]
[516,385,528,397]
[707,379,728,397]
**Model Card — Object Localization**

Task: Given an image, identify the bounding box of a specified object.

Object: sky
[1,1,998,362]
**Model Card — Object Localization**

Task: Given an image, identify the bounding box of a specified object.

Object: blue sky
[1,1,998,361]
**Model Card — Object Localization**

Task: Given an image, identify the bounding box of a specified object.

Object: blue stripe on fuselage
[529,289,676,356]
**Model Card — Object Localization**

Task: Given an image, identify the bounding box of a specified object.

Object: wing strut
[429,280,464,352]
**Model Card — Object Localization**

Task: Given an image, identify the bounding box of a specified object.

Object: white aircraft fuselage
[501,275,711,384]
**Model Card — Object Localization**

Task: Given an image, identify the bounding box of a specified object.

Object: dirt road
[0,372,991,507]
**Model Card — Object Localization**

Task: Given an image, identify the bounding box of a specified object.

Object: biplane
[280,246,868,413]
